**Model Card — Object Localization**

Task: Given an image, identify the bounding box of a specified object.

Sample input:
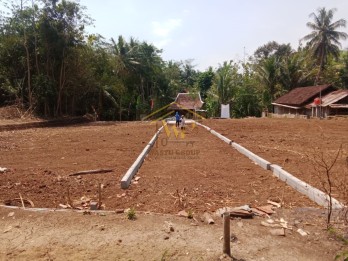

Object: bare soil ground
[204,118,348,204]
[1,116,348,260]
[0,207,344,261]
[1,120,316,212]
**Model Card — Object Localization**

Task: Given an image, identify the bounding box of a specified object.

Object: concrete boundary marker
[196,121,344,209]
[231,142,271,170]
[120,126,164,189]
[210,130,232,145]
[195,121,211,131]
[271,164,343,209]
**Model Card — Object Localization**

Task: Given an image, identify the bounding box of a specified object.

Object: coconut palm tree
[256,56,279,103]
[302,8,347,84]
[214,61,239,105]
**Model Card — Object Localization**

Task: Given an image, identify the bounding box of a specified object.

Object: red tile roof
[273,85,335,106]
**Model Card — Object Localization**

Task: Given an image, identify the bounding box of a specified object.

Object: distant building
[272,84,348,118]
[168,93,205,118]
[306,89,348,117]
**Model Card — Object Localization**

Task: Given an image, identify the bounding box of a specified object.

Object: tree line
[0,1,347,119]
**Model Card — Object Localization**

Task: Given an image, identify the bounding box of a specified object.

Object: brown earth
[1,120,317,212]
[1,117,348,260]
[203,118,348,204]
[0,206,345,261]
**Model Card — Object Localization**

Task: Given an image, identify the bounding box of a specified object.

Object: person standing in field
[180,115,185,130]
[175,111,181,128]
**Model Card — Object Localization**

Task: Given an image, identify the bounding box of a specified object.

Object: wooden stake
[223,212,231,256]
[19,193,25,209]
[98,183,102,210]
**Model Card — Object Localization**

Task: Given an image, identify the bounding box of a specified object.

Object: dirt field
[204,118,348,204]
[1,120,317,212]
[1,117,348,260]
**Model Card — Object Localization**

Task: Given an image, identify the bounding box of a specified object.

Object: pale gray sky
[82,0,348,71]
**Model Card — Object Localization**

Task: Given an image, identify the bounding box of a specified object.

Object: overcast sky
[82,0,348,71]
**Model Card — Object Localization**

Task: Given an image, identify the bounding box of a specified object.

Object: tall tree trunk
[44,98,48,117]
[24,32,33,109]
[34,33,40,74]
[140,77,145,102]
[31,0,40,75]
[315,49,325,85]
[98,88,103,119]
[119,96,122,121]
[56,50,66,116]
[71,94,75,116]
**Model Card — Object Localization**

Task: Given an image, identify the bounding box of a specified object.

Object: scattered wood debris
[215,201,281,220]
[256,205,275,215]
[171,188,188,208]
[4,198,34,208]
[261,217,292,236]
[250,207,269,217]
[59,204,70,209]
[267,200,281,208]
[201,212,215,224]
[177,210,189,218]
[68,169,113,177]
[216,206,253,218]
[270,228,285,236]
[297,228,309,236]
[0,167,8,173]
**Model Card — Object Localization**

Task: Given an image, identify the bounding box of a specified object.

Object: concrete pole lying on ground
[120,126,164,189]
[196,121,344,209]
[270,164,344,209]
[223,212,231,256]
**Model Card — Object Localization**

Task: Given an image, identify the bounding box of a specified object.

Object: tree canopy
[302,7,347,84]
[0,1,347,119]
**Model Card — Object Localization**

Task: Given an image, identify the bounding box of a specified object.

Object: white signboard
[221,104,230,118]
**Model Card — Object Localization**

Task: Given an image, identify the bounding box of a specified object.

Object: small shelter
[168,93,204,118]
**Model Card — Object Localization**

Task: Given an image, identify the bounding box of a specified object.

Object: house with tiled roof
[272,85,348,118]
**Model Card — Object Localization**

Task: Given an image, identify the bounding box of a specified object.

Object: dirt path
[0,207,343,261]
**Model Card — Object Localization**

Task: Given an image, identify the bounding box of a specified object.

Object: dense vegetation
[0,1,347,119]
